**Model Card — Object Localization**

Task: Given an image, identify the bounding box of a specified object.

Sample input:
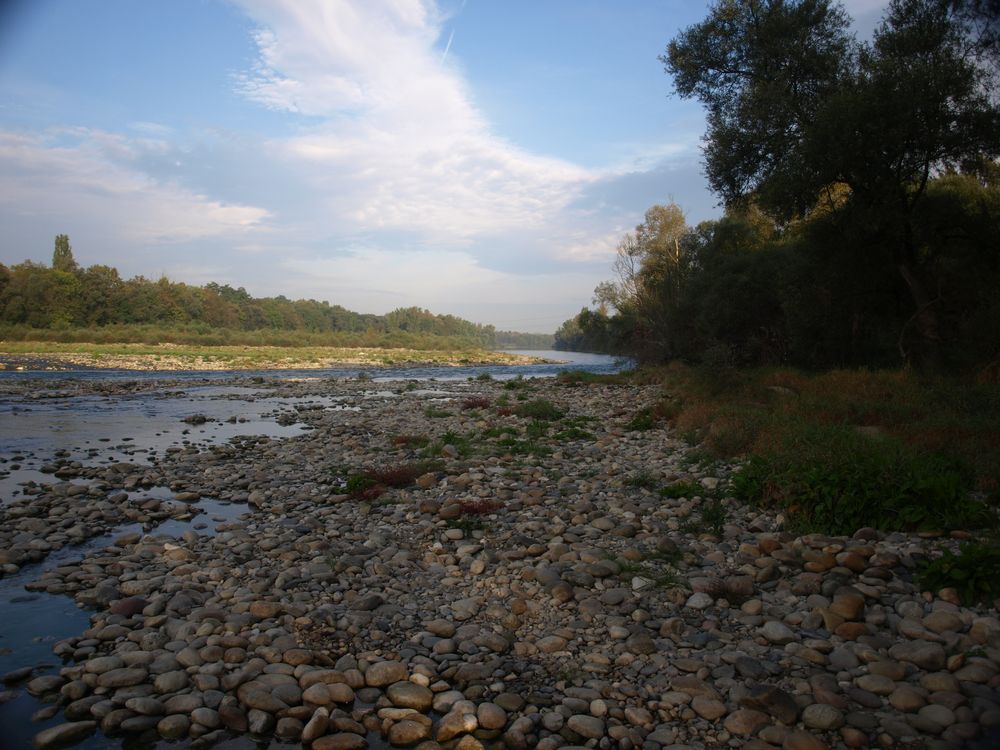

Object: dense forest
[556,0,1000,374]
[0,237,552,350]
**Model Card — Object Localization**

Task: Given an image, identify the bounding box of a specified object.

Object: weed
[700,498,728,537]
[659,481,704,499]
[475,372,494,381]
[732,423,990,535]
[626,407,657,431]
[446,517,486,533]
[458,499,502,515]
[345,473,376,495]
[392,434,429,448]
[503,376,530,391]
[554,426,594,441]
[461,396,491,410]
[625,470,658,490]
[514,399,564,420]
[917,541,1000,605]
[424,406,452,418]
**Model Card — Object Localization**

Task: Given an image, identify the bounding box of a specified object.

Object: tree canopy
[662,0,1000,366]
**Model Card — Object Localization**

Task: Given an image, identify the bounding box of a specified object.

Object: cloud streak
[0,129,269,244]
[234,0,596,242]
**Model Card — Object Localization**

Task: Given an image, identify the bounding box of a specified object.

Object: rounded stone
[314,733,369,750]
[566,714,605,740]
[389,719,432,746]
[691,695,727,720]
[477,702,507,730]
[387,681,433,711]
[157,714,190,739]
[802,704,844,731]
[760,621,796,645]
[32,721,97,749]
[724,709,770,735]
[365,661,408,687]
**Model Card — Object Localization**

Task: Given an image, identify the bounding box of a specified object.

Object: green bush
[626,407,656,431]
[917,542,1000,605]
[514,399,564,421]
[732,423,990,535]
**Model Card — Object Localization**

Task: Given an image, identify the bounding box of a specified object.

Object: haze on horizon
[0,0,888,334]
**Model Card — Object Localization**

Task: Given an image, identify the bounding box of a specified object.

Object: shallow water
[0,349,628,383]
[0,351,623,749]
[0,496,250,750]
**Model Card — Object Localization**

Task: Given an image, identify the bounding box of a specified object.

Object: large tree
[664,0,1000,366]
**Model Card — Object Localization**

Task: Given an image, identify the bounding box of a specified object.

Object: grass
[639,363,1000,536]
[514,398,564,420]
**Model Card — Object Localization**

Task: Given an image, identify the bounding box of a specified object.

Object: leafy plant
[732,423,990,535]
[461,396,491,410]
[514,399,564,420]
[424,406,452,418]
[917,542,1000,605]
[626,407,657,431]
[625,470,658,490]
[659,481,704,499]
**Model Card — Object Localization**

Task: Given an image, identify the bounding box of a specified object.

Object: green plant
[625,470,658,490]
[475,372,493,381]
[917,541,1000,605]
[626,407,656,431]
[732,423,989,535]
[659,481,704,499]
[424,406,452,418]
[700,498,728,537]
[514,399,564,421]
[554,426,594,441]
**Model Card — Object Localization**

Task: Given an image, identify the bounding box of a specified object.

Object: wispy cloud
[0,129,269,244]
[234,0,596,243]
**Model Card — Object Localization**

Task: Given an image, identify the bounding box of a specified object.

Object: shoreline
[0,343,557,372]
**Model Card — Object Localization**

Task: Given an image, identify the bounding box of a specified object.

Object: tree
[665,0,1000,366]
[52,234,78,273]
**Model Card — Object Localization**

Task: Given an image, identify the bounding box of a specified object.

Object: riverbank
[0,342,549,372]
[1,374,998,750]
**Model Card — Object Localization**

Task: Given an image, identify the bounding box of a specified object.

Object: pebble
[1,376,997,750]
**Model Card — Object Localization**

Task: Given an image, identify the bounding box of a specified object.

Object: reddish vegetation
[461,397,491,410]
[495,406,515,416]
[458,499,502,516]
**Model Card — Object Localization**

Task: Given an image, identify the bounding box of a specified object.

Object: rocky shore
[1,376,998,750]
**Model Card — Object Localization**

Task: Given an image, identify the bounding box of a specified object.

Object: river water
[0,350,625,750]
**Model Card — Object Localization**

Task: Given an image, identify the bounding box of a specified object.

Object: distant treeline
[0,238,552,351]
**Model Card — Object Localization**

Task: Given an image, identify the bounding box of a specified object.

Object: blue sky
[0,0,888,333]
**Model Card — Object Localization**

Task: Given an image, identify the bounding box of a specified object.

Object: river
[0,351,624,750]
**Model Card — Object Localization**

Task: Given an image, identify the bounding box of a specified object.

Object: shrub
[659,481,704,499]
[732,423,989,535]
[514,399,564,421]
[917,542,1000,605]
[626,407,656,431]
[461,396,491,410]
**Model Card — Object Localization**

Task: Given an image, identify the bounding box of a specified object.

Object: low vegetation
[628,364,999,537]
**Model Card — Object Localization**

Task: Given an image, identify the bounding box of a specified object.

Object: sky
[0,0,889,333]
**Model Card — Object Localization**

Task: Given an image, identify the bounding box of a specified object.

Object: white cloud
[0,129,270,244]
[234,0,597,242]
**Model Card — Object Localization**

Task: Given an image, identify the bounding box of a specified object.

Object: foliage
[513,398,564,421]
[659,481,705,499]
[731,422,992,534]
[460,396,491,410]
[663,0,1000,367]
[626,407,656,431]
[916,541,1000,605]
